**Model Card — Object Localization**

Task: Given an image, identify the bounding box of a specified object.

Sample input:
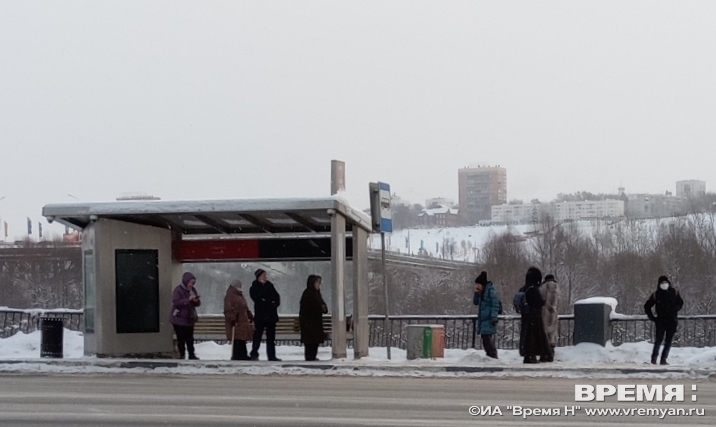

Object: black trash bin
[40,317,64,358]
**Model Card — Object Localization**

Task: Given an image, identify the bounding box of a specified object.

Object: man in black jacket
[249,269,282,361]
[644,275,684,365]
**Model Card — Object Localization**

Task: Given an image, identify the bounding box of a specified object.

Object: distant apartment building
[676,180,706,198]
[458,166,507,224]
[425,197,455,208]
[553,200,624,221]
[625,194,685,219]
[492,199,624,223]
[417,205,461,228]
[491,203,551,224]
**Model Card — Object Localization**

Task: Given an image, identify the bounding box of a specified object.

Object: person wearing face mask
[644,275,684,365]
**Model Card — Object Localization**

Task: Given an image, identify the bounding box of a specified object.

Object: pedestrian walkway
[1,357,713,379]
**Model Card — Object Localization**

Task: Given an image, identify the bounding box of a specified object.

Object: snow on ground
[368,224,533,262]
[0,329,84,359]
[367,216,705,263]
[2,329,716,369]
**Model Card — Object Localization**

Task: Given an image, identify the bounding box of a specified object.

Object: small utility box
[574,298,614,346]
[406,325,445,359]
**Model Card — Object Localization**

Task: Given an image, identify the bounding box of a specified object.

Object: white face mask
[659,283,669,291]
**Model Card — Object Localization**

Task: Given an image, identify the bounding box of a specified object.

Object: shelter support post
[331,212,347,358]
[352,226,369,359]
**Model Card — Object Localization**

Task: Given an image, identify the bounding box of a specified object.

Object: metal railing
[2,309,715,350]
[366,315,574,350]
[610,315,716,348]
[0,309,83,338]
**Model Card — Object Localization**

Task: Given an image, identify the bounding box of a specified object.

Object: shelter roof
[42,197,372,236]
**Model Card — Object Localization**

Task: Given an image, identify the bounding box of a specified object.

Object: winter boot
[651,356,657,365]
[660,359,669,365]
[523,356,538,364]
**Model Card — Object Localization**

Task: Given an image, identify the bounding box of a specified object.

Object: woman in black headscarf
[518,267,551,364]
[299,275,329,361]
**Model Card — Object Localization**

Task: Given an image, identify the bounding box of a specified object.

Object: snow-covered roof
[574,297,619,313]
[42,197,372,235]
[419,204,459,217]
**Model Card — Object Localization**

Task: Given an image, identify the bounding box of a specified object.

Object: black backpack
[513,286,531,315]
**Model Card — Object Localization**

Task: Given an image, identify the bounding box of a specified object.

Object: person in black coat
[644,275,684,365]
[249,269,282,361]
[300,275,329,361]
[518,266,551,364]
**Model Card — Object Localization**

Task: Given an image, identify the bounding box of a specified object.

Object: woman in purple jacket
[170,272,201,360]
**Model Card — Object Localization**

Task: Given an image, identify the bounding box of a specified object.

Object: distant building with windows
[676,180,706,199]
[418,205,460,228]
[491,199,624,223]
[625,193,685,219]
[458,166,507,224]
[553,199,624,221]
[491,203,551,224]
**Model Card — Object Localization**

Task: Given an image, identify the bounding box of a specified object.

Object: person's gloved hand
[492,318,499,325]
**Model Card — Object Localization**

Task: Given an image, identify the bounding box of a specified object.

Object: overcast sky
[2,1,716,240]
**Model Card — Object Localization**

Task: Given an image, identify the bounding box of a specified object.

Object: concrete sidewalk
[1,357,714,379]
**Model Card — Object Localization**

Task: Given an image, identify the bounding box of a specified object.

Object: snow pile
[1,330,715,370]
[0,329,84,359]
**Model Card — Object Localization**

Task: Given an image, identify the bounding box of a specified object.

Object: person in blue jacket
[473,271,500,359]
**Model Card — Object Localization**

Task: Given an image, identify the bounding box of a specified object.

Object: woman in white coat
[539,274,559,362]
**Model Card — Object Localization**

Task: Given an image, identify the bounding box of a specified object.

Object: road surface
[0,373,713,426]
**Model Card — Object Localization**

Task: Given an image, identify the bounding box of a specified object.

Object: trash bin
[40,317,64,358]
[573,300,613,346]
[406,325,445,360]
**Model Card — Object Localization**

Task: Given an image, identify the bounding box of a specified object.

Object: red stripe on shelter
[173,239,260,261]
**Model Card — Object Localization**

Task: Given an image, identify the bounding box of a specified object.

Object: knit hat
[229,279,243,289]
[544,274,556,282]
[254,268,266,279]
[657,275,671,285]
[475,271,488,285]
[182,272,196,285]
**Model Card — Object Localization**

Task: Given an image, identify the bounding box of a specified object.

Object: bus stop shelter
[42,197,372,359]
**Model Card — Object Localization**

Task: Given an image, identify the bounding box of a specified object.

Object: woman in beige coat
[539,274,559,362]
[224,280,254,360]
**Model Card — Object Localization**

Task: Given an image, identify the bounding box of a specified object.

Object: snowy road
[0,374,714,426]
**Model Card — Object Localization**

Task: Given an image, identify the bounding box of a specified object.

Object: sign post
[369,182,392,359]
[331,160,346,196]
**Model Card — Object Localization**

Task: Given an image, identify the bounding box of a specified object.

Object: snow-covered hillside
[368,223,532,263]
